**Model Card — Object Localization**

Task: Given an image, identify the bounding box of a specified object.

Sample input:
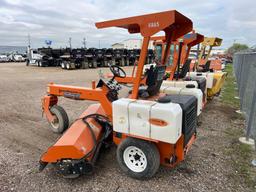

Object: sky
[0,0,255,49]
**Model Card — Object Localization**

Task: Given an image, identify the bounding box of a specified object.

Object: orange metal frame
[42,10,195,167]
[151,31,204,80]
[42,81,113,122]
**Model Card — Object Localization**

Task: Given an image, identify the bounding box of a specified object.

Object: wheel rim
[61,63,65,68]
[50,116,59,130]
[123,146,147,173]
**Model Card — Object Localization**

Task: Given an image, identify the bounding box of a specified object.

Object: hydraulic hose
[76,114,111,161]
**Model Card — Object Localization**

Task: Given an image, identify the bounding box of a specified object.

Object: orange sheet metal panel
[41,104,106,163]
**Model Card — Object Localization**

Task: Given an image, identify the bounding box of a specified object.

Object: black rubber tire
[49,105,69,133]
[116,137,160,180]
[66,62,71,70]
[61,62,66,69]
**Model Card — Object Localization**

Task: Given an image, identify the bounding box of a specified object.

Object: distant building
[112,39,154,49]
[112,43,124,49]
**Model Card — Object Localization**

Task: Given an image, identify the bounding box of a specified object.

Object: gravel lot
[0,62,254,192]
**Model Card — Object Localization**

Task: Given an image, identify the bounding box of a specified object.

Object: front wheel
[49,105,69,133]
[116,137,160,180]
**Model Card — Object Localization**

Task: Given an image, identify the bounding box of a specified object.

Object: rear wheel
[66,62,72,70]
[117,137,160,179]
[49,105,69,133]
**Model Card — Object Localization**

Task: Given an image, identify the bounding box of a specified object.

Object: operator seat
[198,60,213,72]
[139,65,166,98]
[173,59,192,79]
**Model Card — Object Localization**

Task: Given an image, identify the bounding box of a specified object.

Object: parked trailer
[37,48,64,67]
[94,48,106,67]
[147,49,154,64]
[26,47,154,69]
[103,48,115,66]
[127,49,140,66]
[61,48,88,70]
[84,48,97,68]
[113,49,128,66]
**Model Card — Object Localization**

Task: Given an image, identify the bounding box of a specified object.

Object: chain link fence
[233,50,256,157]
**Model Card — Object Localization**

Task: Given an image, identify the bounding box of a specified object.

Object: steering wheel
[109,65,126,78]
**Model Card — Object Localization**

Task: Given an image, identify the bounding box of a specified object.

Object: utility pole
[82,38,86,48]
[69,37,72,50]
[28,34,31,48]
[98,40,101,49]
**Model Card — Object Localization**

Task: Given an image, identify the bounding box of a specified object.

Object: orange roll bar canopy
[96,10,193,98]
[95,10,192,39]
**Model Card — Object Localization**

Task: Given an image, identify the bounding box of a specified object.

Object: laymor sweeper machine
[39,10,198,180]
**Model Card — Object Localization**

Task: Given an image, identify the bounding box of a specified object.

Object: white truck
[0,54,9,62]
[26,47,43,66]
[13,54,26,62]
[8,53,26,62]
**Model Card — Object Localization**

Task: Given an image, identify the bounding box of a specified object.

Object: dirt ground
[0,62,255,192]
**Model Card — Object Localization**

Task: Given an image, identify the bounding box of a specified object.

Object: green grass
[225,127,256,189]
[221,64,240,108]
[221,64,256,189]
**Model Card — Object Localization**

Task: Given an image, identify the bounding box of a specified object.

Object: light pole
[83,38,86,48]
[69,37,72,50]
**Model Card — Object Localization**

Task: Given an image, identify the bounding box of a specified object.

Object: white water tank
[161,80,198,89]
[112,98,182,144]
[160,86,203,116]
[187,72,214,88]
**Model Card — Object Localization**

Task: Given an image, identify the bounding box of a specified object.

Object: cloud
[0,0,255,48]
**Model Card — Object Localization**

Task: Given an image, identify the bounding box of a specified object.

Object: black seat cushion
[174,59,192,79]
